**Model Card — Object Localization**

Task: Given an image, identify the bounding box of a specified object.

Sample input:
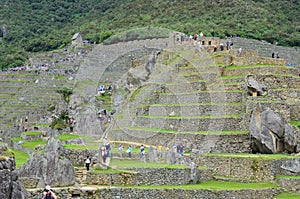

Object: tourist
[179,144,184,156]
[41,185,57,199]
[140,145,145,159]
[102,146,107,162]
[230,42,233,50]
[272,52,275,58]
[238,47,242,57]
[85,156,91,171]
[213,44,217,52]
[226,41,230,50]
[276,52,280,58]
[220,43,224,51]
[119,144,123,158]
[127,145,132,158]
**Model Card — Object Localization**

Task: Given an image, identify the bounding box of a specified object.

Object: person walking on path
[85,156,91,171]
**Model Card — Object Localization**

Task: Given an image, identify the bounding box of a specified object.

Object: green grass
[140,114,241,119]
[224,64,280,70]
[277,175,300,179]
[110,159,190,169]
[11,136,22,142]
[291,120,300,130]
[57,133,81,141]
[275,192,300,199]
[20,139,47,149]
[160,90,242,95]
[63,144,87,150]
[126,180,277,190]
[21,131,42,136]
[91,167,136,174]
[205,153,297,160]
[124,126,248,135]
[220,75,244,79]
[151,102,243,107]
[11,148,29,169]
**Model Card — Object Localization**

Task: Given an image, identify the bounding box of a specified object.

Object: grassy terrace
[276,175,300,179]
[123,180,277,190]
[11,148,29,169]
[224,64,285,70]
[21,131,42,136]
[160,90,242,95]
[276,192,300,199]
[109,159,190,169]
[121,126,248,135]
[139,114,241,119]
[205,153,297,160]
[151,102,243,107]
[20,139,47,149]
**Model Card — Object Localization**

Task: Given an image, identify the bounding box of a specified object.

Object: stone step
[147,102,243,116]
[136,115,243,131]
[109,128,250,153]
[158,91,243,104]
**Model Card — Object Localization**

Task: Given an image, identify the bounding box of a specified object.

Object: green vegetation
[20,139,47,150]
[140,114,241,119]
[49,110,70,130]
[291,120,300,130]
[127,180,277,190]
[57,133,80,141]
[205,153,297,160]
[276,175,300,179]
[124,126,248,135]
[224,64,279,70]
[56,87,73,103]
[275,192,300,199]
[11,148,29,169]
[21,131,42,136]
[110,159,189,169]
[0,0,299,69]
[10,136,22,142]
[63,144,87,150]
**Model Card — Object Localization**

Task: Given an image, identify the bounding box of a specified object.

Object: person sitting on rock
[42,185,57,199]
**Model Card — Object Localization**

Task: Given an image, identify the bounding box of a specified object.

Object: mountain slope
[0,0,299,69]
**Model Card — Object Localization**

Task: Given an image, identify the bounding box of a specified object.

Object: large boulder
[281,158,300,173]
[250,105,299,153]
[0,143,27,199]
[19,138,75,188]
[247,75,267,96]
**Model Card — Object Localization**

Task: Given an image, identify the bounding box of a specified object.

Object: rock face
[0,143,27,199]
[247,75,267,96]
[250,105,299,153]
[281,158,300,173]
[19,138,76,188]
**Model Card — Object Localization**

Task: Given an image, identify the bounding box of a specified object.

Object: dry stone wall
[26,186,281,199]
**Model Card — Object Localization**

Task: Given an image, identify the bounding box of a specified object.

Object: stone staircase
[75,167,88,186]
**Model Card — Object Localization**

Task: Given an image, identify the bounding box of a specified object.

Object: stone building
[71,32,83,46]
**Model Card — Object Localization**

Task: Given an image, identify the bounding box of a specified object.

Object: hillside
[0,0,299,69]
[2,33,300,198]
